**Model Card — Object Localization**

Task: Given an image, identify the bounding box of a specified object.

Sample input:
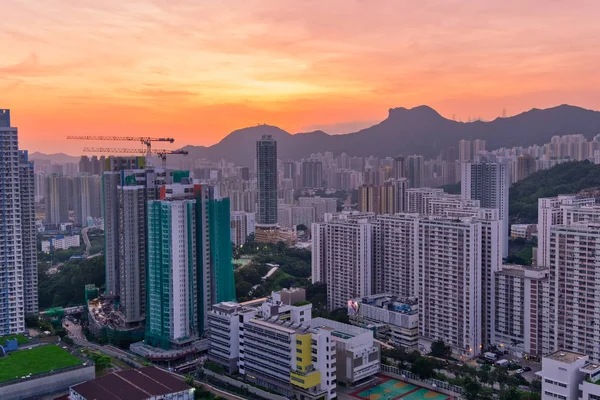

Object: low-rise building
[539,350,600,400]
[348,294,419,350]
[310,317,380,385]
[41,234,81,253]
[510,224,537,240]
[69,366,193,400]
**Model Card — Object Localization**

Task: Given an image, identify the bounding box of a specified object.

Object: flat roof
[546,350,588,364]
[71,366,191,400]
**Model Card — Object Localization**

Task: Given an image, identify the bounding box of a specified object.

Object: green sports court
[351,378,450,400]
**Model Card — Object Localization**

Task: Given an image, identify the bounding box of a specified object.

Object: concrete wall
[0,365,95,400]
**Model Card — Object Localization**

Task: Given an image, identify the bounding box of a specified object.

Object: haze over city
[3,0,600,153]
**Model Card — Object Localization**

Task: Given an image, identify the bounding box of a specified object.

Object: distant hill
[182,104,600,166]
[510,161,600,224]
[29,152,79,164]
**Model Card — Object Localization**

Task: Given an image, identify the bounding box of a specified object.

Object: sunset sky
[3,0,600,154]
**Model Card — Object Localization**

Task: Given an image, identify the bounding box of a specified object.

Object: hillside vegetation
[510,161,600,224]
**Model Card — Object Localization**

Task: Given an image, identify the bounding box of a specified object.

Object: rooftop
[546,350,588,364]
[71,366,191,400]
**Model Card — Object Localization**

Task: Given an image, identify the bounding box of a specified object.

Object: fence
[380,364,465,398]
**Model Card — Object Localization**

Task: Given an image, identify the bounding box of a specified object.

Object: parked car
[515,369,524,374]
[523,366,532,372]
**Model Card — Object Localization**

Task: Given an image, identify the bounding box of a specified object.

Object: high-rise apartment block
[298,197,337,221]
[19,151,38,315]
[0,109,35,334]
[547,222,600,361]
[301,159,324,189]
[45,174,70,224]
[461,162,509,257]
[256,135,277,228]
[103,168,173,327]
[230,211,255,247]
[493,264,548,358]
[459,140,471,163]
[406,155,424,188]
[73,174,102,225]
[417,216,482,357]
[312,213,375,310]
[144,182,236,349]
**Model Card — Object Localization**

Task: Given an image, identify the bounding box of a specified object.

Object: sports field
[351,377,450,400]
[0,344,82,383]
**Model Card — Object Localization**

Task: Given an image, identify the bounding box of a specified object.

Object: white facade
[230,211,255,247]
[493,264,548,358]
[540,351,589,400]
[311,213,374,310]
[208,302,257,374]
[0,116,25,334]
[348,294,419,349]
[41,234,81,253]
[298,197,337,222]
[406,188,444,214]
[310,317,380,384]
[537,195,598,268]
[372,214,419,298]
[417,216,482,358]
[547,222,600,362]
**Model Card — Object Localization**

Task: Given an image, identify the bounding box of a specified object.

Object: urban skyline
[3,0,600,154]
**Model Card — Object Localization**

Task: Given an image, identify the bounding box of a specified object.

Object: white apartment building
[547,222,600,362]
[348,294,419,350]
[298,197,337,222]
[0,110,25,334]
[406,188,444,214]
[278,204,315,229]
[311,212,375,310]
[493,264,548,358]
[537,195,596,268]
[41,234,81,253]
[539,351,600,400]
[461,162,509,257]
[417,216,482,358]
[372,214,419,298]
[230,211,255,247]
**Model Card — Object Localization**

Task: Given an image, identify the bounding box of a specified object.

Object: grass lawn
[0,345,82,383]
[1,334,30,345]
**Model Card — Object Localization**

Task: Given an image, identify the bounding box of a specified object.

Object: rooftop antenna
[502,108,507,118]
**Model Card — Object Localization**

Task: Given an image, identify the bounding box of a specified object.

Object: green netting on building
[173,170,190,183]
[208,198,236,304]
[145,201,172,350]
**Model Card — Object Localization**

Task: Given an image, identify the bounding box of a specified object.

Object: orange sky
[3,0,600,154]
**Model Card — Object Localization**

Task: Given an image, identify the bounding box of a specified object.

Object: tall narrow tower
[256,135,278,228]
[0,109,26,334]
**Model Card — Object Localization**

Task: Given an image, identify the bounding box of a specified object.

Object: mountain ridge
[30,104,600,166]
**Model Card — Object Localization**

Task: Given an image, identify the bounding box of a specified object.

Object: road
[81,227,91,257]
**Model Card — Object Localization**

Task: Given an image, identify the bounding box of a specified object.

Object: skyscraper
[73,174,102,226]
[392,156,406,180]
[146,182,236,348]
[461,162,509,257]
[459,139,471,163]
[256,135,277,228]
[472,139,486,156]
[146,199,198,349]
[102,168,172,326]
[406,155,424,188]
[0,109,25,334]
[19,150,38,315]
[301,159,323,189]
[45,174,70,224]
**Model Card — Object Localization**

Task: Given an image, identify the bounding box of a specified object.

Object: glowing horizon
[3,0,600,154]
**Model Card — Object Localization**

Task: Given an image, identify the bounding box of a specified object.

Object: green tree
[499,387,522,400]
[411,357,435,379]
[430,339,452,358]
[463,377,482,400]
